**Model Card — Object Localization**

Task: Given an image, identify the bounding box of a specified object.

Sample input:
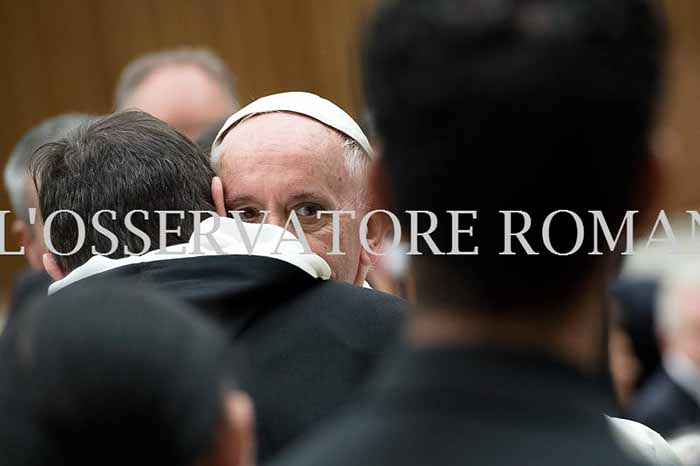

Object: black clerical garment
[58,255,404,460]
[271,346,647,466]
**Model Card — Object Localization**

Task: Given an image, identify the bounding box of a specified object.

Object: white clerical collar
[663,351,700,405]
[48,217,331,295]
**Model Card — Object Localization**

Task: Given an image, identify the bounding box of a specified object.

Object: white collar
[48,217,331,295]
[663,351,700,405]
[607,416,682,466]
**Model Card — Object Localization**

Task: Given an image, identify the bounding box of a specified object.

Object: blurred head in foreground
[0,282,255,466]
[115,48,238,140]
[4,114,92,270]
[365,0,666,364]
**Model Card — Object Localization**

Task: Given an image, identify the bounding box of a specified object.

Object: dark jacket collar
[369,344,618,419]
[62,255,323,336]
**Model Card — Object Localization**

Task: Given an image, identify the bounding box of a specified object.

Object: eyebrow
[225,191,334,206]
[225,194,255,205]
[287,191,333,205]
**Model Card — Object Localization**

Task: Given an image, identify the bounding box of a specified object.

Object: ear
[359,159,394,270]
[359,211,389,270]
[212,177,227,217]
[210,391,256,466]
[42,253,66,281]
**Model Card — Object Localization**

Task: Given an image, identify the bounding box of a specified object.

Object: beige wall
[660,0,700,211]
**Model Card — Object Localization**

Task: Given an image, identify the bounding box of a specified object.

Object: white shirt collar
[48,217,332,295]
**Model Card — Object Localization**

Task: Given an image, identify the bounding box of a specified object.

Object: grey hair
[114,47,238,110]
[340,136,371,208]
[4,114,92,223]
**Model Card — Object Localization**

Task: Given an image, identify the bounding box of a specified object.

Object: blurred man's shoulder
[293,280,406,346]
[309,279,406,324]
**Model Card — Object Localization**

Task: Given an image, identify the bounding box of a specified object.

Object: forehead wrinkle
[222,160,340,204]
[220,113,344,170]
[227,177,339,207]
[217,112,361,207]
[225,194,254,204]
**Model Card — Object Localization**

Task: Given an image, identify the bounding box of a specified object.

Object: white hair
[656,260,700,337]
[339,135,371,208]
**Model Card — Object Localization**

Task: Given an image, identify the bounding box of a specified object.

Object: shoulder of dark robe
[268,346,650,466]
[57,254,405,343]
[5,269,52,331]
[56,254,406,460]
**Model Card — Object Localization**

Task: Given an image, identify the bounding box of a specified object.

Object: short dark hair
[0,281,233,466]
[4,114,93,223]
[364,0,667,310]
[31,110,216,272]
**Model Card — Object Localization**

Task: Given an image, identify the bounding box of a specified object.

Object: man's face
[122,64,235,140]
[216,113,369,285]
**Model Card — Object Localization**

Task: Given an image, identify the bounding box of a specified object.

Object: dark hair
[4,114,93,223]
[31,110,216,272]
[364,0,667,310]
[610,279,661,388]
[0,281,233,466]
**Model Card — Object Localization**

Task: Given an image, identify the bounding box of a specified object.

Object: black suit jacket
[59,255,404,460]
[628,367,700,437]
[271,346,645,466]
[6,270,52,329]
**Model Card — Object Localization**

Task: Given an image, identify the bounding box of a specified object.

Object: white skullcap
[212,91,374,158]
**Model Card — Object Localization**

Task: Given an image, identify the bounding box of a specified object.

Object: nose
[266,211,287,229]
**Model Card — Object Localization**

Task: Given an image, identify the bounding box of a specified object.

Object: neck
[407,278,608,374]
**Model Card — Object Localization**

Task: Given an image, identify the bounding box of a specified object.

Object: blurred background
[0,0,698,307]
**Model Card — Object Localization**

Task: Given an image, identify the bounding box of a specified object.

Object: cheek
[306,220,362,256]
[305,229,335,256]
[305,225,362,280]
[340,220,362,256]
[321,254,357,283]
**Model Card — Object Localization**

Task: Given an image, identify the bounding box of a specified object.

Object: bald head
[213,112,380,285]
[119,64,235,140]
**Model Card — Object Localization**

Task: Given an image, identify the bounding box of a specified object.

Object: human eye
[294,203,323,218]
[236,207,260,222]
